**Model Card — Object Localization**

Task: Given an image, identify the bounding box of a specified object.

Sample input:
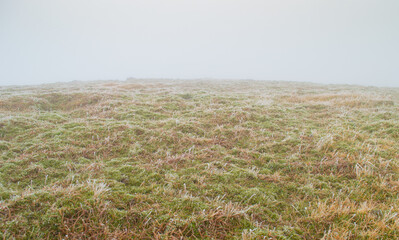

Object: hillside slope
[1,80,399,239]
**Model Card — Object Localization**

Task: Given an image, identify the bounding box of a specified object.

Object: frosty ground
[0,79,398,239]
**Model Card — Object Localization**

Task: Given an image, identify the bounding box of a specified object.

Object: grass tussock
[0,79,398,239]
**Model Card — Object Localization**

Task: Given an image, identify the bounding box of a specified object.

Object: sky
[0,0,398,87]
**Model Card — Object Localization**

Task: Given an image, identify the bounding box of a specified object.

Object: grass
[0,79,398,239]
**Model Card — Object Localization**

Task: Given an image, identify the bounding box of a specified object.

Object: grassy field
[0,79,398,239]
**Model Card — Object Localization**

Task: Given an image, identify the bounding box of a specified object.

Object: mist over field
[1,1,399,239]
[1,0,399,87]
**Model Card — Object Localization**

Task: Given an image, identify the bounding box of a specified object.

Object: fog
[1,0,398,87]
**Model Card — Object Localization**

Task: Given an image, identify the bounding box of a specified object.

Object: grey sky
[1,0,398,87]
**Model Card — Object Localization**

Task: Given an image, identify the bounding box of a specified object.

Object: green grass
[0,79,398,239]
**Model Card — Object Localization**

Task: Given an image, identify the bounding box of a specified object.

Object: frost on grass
[0,79,398,239]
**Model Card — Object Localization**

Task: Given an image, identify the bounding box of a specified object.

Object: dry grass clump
[0,92,106,112]
[281,93,394,108]
[0,79,398,239]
